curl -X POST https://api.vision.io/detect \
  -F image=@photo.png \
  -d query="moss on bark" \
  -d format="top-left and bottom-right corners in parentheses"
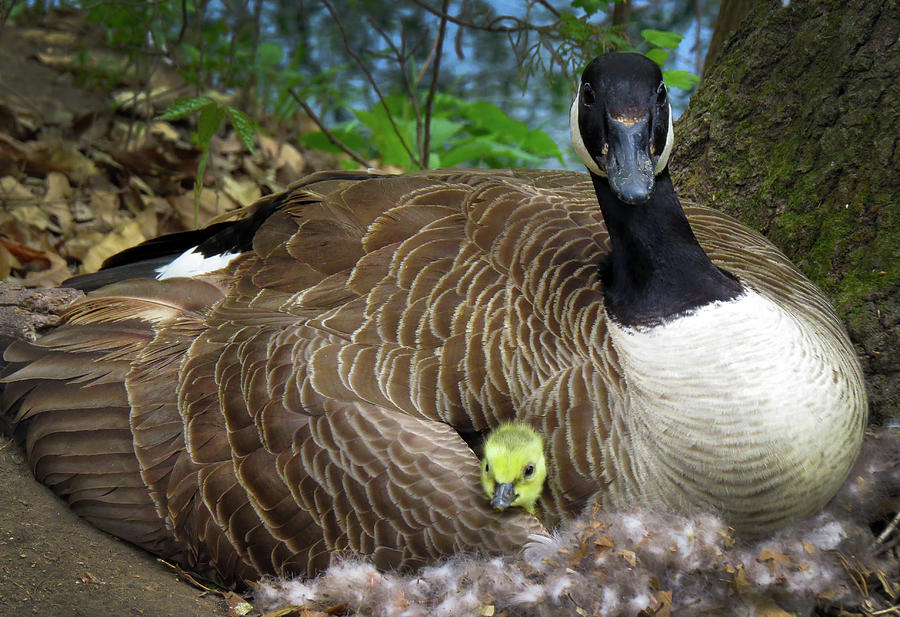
top-left (672, 0), bottom-right (899, 421)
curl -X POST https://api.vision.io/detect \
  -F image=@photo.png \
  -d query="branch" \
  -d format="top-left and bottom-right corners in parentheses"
top-left (532, 0), bottom-right (560, 18)
top-left (321, 0), bottom-right (422, 168)
top-left (288, 89), bottom-right (370, 168)
top-left (407, 0), bottom-right (550, 33)
top-left (367, 19), bottom-right (424, 156)
top-left (421, 0), bottom-right (450, 168)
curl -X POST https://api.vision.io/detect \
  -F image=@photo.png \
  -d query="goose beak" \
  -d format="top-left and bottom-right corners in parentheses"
top-left (490, 483), bottom-right (517, 511)
top-left (603, 114), bottom-right (655, 204)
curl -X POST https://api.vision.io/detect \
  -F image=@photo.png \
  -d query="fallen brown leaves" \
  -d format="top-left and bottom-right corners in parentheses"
top-left (0, 13), bottom-right (327, 290)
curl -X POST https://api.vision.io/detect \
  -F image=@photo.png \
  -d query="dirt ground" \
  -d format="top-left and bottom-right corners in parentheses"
top-left (0, 436), bottom-right (230, 617)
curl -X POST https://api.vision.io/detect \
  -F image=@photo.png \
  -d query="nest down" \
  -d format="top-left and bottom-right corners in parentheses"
top-left (252, 428), bottom-right (900, 617)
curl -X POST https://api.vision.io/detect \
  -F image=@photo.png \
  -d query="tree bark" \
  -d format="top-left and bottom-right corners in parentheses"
top-left (703, 0), bottom-right (756, 75)
top-left (672, 0), bottom-right (899, 421)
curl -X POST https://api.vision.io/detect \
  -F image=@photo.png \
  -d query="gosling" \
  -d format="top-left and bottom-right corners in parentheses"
top-left (480, 423), bottom-right (547, 515)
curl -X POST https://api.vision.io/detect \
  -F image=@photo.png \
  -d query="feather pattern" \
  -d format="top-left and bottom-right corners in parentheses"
top-left (1, 168), bottom-right (866, 587)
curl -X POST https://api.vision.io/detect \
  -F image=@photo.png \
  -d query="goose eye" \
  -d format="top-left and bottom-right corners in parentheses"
top-left (581, 83), bottom-right (595, 107)
top-left (524, 464), bottom-right (535, 478)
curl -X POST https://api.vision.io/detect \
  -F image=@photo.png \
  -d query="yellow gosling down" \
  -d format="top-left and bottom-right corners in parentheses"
top-left (481, 423), bottom-right (547, 515)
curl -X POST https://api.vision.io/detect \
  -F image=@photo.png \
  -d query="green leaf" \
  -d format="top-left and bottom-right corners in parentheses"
top-left (641, 29), bottom-right (684, 50)
top-left (225, 106), bottom-right (256, 154)
top-left (645, 48), bottom-right (669, 67)
top-left (160, 96), bottom-right (216, 120)
top-left (300, 128), bottom-right (367, 155)
top-left (522, 129), bottom-right (563, 163)
top-left (195, 103), bottom-right (225, 148)
top-left (428, 117), bottom-right (465, 147)
top-left (663, 69), bottom-right (701, 90)
top-left (559, 13), bottom-right (592, 42)
top-left (571, 0), bottom-right (608, 17)
top-left (256, 42), bottom-right (283, 68)
top-left (354, 103), bottom-right (414, 168)
top-left (439, 141), bottom-right (505, 168)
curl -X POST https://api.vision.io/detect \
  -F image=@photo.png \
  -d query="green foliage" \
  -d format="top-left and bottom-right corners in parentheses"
top-left (662, 69), bottom-right (701, 90)
top-left (571, 0), bottom-right (612, 18)
top-left (641, 28), bottom-right (684, 49)
top-left (301, 93), bottom-right (562, 170)
top-left (640, 28), bottom-right (699, 92)
top-left (161, 96), bottom-right (258, 226)
top-left (29, 0), bottom-right (707, 172)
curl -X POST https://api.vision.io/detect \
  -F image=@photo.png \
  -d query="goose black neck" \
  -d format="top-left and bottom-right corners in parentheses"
top-left (593, 170), bottom-right (743, 327)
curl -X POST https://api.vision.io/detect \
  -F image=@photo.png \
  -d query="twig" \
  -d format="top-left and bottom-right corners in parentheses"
top-left (288, 89), bottom-right (370, 167)
top-left (174, 0), bottom-right (188, 46)
top-left (408, 0), bottom-right (549, 33)
top-left (873, 510), bottom-right (900, 547)
top-left (367, 19), bottom-right (423, 153)
top-left (421, 0), bottom-right (450, 168)
top-left (533, 0), bottom-right (560, 18)
top-left (321, 0), bottom-right (422, 168)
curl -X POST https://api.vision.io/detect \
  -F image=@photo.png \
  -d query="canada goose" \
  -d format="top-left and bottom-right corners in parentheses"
top-left (481, 422), bottom-right (547, 514)
top-left (1, 52), bottom-right (866, 587)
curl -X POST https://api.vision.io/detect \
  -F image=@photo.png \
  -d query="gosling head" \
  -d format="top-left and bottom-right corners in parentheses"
top-left (570, 52), bottom-right (674, 204)
top-left (480, 422), bottom-right (547, 515)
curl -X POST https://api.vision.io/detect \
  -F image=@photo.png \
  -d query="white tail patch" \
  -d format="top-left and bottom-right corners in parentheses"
top-left (155, 246), bottom-right (240, 280)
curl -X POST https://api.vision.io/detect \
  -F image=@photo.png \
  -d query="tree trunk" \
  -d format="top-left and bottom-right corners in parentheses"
top-left (702, 0), bottom-right (756, 75)
top-left (672, 0), bottom-right (899, 421)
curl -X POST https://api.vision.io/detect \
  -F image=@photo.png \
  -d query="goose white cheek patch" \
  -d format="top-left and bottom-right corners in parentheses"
top-left (570, 89), bottom-right (606, 177)
top-left (655, 103), bottom-right (674, 174)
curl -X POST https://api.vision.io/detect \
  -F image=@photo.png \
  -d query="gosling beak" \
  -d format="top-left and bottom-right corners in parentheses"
top-left (491, 483), bottom-right (517, 511)
top-left (603, 113), bottom-right (654, 204)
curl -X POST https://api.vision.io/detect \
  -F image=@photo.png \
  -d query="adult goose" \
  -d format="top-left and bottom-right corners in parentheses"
top-left (1, 53), bottom-right (866, 587)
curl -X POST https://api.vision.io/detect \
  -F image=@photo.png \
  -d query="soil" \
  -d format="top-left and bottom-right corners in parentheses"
top-left (0, 436), bottom-right (230, 617)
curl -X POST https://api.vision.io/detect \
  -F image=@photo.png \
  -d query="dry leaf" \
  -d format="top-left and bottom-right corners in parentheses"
top-left (758, 550), bottom-right (792, 572)
top-left (222, 174), bottom-right (261, 206)
top-left (19, 250), bottom-right (70, 288)
top-left (42, 172), bottom-right (74, 234)
top-left (44, 171), bottom-right (71, 201)
top-left (81, 217), bottom-right (148, 273)
top-left (168, 188), bottom-right (238, 229)
top-left (149, 120), bottom-right (184, 144)
top-left (224, 591), bottom-right (253, 617)
top-left (0, 243), bottom-right (13, 280)
top-left (653, 590), bottom-right (672, 617)
top-left (0, 175), bottom-right (35, 200)
top-left (11, 205), bottom-right (51, 230)
top-left (275, 142), bottom-right (305, 185)
top-left (60, 231), bottom-right (106, 262)
top-left (732, 564), bottom-right (793, 617)
top-left (619, 549), bottom-right (637, 567)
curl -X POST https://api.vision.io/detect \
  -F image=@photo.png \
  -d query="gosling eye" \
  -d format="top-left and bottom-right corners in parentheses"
top-left (523, 463), bottom-right (535, 479)
top-left (581, 83), bottom-right (595, 107)
top-left (484, 462), bottom-right (490, 474)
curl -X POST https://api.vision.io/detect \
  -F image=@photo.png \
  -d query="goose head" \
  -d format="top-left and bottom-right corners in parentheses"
top-left (570, 52), bottom-right (674, 204)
